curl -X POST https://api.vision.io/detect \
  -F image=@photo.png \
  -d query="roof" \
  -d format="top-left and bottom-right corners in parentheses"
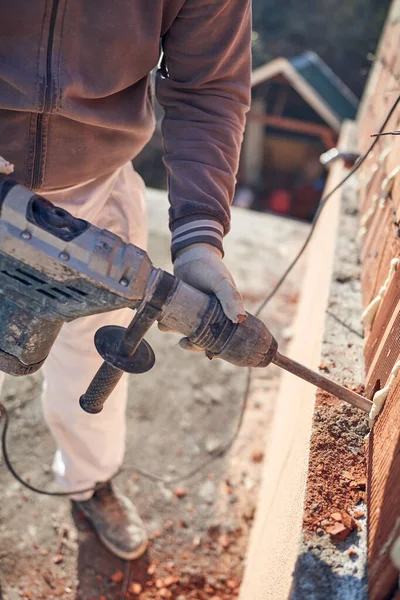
top-left (251, 52), bottom-right (359, 132)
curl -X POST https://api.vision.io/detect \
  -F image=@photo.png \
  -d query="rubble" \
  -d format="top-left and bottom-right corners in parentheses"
top-left (291, 176), bottom-right (368, 600)
top-left (303, 393), bottom-right (367, 535)
top-left (174, 487), bottom-right (187, 498)
top-left (198, 480), bottom-right (216, 504)
top-left (205, 436), bottom-right (223, 454)
top-left (110, 570), bottom-right (124, 584)
top-left (218, 534), bottom-right (231, 549)
top-left (325, 522), bottom-right (352, 542)
top-left (251, 450), bottom-right (264, 463)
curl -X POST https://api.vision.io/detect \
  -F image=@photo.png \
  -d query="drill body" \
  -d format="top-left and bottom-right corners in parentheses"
top-left (0, 180), bottom-right (277, 408)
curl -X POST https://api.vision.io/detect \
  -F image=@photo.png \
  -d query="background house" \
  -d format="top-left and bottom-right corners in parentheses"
top-left (236, 51), bottom-right (359, 220)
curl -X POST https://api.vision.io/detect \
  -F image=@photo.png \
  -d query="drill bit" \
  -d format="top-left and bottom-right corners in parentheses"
top-left (272, 351), bottom-right (372, 413)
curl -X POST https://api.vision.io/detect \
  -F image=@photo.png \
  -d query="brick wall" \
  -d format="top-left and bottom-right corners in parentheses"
top-left (357, 1), bottom-right (400, 597)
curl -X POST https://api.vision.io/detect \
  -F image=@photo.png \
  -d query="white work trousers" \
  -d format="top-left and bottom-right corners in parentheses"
top-left (0, 163), bottom-right (147, 500)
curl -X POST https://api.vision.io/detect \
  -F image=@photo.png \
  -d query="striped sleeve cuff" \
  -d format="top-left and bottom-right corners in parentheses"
top-left (171, 216), bottom-right (224, 261)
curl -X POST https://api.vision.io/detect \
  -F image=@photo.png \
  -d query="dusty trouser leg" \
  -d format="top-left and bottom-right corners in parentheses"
top-left (41, 163), bottom-right (148, 500)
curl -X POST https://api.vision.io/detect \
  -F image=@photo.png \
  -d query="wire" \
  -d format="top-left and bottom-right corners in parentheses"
top-left (0, 367), bottom-right (252, 490)
top-left (1, 94), bottom-right (399, 496)
top-left (0, 402), bottom-right (117, 496)
top-left (371, 130), bottom-right (400, 137)
top-left (325, 309), bottom-right (363, 339)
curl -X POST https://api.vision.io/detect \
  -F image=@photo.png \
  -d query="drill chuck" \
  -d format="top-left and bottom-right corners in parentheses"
top-left (183, 295), bottom-right (278, 368)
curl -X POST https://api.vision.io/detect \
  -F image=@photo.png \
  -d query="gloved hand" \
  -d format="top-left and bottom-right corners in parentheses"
top-left (161, 243), bottom-right (246, 351)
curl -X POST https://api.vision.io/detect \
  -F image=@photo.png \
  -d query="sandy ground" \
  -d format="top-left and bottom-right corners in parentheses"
top-left (0, 191), bottom-right (309, 600)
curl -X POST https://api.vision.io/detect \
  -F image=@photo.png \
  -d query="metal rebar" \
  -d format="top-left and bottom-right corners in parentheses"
top-left (272, 351), bottom-right (372, 413)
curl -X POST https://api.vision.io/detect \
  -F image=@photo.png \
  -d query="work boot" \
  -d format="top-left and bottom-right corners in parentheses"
top-left (73, 482), bottom-right (148, 560)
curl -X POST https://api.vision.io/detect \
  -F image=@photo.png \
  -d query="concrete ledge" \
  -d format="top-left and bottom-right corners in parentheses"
top-left (240, 122), bottom-right (356, 600)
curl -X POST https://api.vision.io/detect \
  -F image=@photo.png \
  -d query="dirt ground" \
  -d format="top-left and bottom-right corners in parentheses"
top-left (303, 390), bottom-right (368, 536)
top-left (0, 192), bottom-right (309, 600)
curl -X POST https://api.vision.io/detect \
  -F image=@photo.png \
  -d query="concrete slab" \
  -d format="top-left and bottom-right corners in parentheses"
top-left (240, 123), bottom-right (357, 600)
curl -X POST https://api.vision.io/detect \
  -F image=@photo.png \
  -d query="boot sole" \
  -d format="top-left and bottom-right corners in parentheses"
top-left (97, 531), bottom-right (148, 561)
top-left (76, 503), bottom-right (148, 561)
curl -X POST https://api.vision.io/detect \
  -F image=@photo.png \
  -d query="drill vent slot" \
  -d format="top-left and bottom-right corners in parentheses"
top-left (36, 289), bottom-right (59, 300)
top-left (15, 268), bottom-right (46, 285)
top-left (15, 268), bottom-right (89, 300)
top-left (1, 268), bottom-right (86, 304)
top-left (1, 269), bottom-right (32, 286)
top-left (50, 287), bottom-right (73, 299)
top-left (0, 253), bottom-right (95, 311)
top-left (66, 285), bottom-right (88, 297)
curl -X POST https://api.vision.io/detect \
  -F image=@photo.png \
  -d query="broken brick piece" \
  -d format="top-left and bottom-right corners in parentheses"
top-left (52, 554), bottom-right (64, 564)
top-left (251, 450), bottom-right (264, 463)
top-left (355, 478), bottom-right (367, 490)
top-left (349, 479), bottom-right (366, 490)
top-left (164, 576), bottom-right (179, 587)
top-left (330, 512), bottom-right (342, 522)
top-left (326, 522), bottom-right (352, 542)
top-left (218, 534), bottom-right (231, 548)
top-left (353, 510), bottom-right (365, 519)
top-left (226, 579), bottom-right (239, 590)
top-left (129, 582), bottom-right (143, 595)
top-left (110, 570), bottom-right (124, 583)
top-left (174, 487), bottom-right (187, 498)
top-left (159, 588), bottom-right (172, 599)
top-left (340, 511), bottom-right (356, 531)
top-left (189, 573), bottom-right (206, 587)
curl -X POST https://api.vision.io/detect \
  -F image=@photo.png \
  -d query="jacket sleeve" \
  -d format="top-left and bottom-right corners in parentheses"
top-left (155, 0), bottom-right (251, 260)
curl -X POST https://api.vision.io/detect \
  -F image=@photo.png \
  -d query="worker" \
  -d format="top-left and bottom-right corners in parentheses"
top-left (0, 1), bottom-right (251, 560)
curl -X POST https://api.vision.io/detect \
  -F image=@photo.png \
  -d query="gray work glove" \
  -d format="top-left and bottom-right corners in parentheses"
top-left (160, 243), bottom-right (246, 351)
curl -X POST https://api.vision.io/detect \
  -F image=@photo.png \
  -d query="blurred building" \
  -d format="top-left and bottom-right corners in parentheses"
top-left (236, 51), bottom-right (358, 220)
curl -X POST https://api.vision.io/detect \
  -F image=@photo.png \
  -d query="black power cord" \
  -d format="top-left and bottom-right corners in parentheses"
top-left (0, 404), bottom-right (118, 496)
top-left (1, 94), bottom-right (399, 495)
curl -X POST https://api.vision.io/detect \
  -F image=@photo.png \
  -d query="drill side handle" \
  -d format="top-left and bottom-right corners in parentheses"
top-left (79, 271), bottom-right (279, 415)
top-left (79, 362), bottom-right (124, 414)
top-left (79, 271), bottom-right (175, 414)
